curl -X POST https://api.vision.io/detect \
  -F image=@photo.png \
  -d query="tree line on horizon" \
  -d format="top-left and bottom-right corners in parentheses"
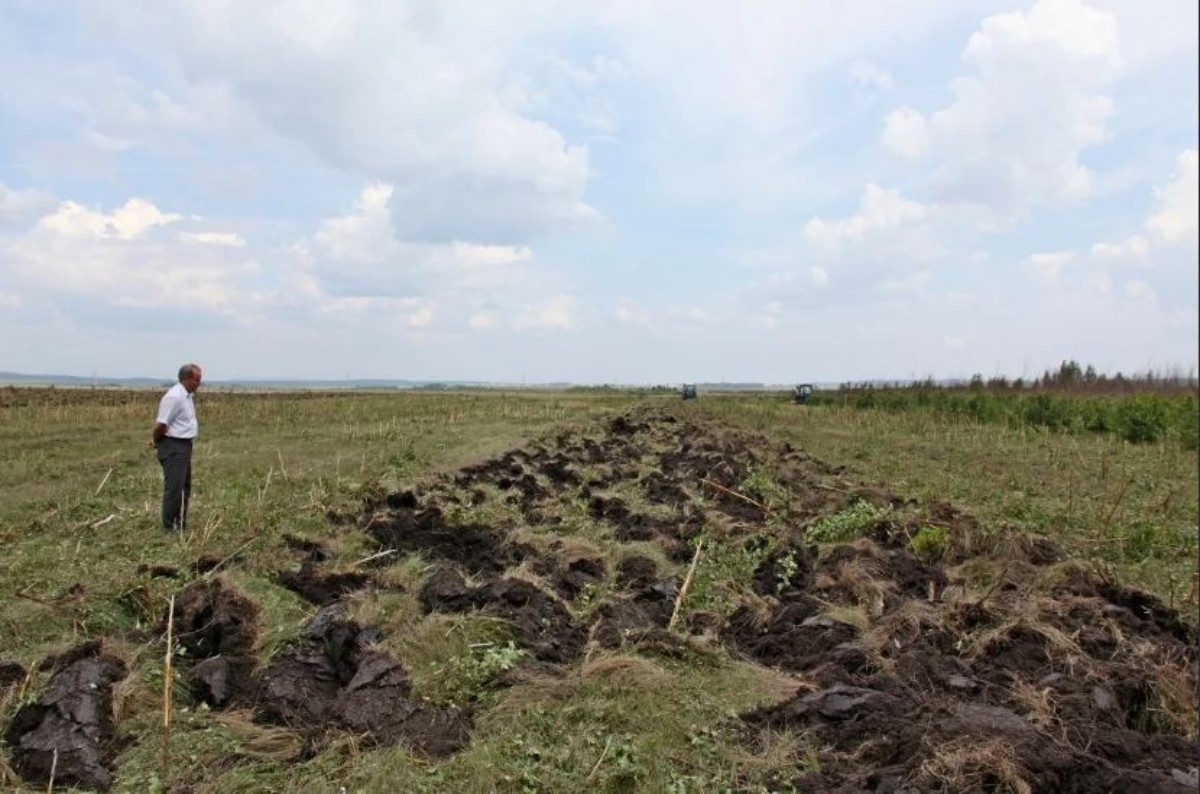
top-left (839, 360), bottom-right (1198, 397)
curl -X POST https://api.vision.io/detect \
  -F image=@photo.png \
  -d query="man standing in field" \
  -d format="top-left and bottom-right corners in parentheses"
top-left (152, 363), bottom-right (202, 531)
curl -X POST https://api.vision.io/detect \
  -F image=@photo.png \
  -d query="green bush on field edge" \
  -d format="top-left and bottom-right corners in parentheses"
top-left (814, 388), bottom-right (1197, 448)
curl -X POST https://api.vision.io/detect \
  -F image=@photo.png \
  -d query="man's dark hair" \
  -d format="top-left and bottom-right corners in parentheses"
top-left (178, 363), bottom-right (200, 381)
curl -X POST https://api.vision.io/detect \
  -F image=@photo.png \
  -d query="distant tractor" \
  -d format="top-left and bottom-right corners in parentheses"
top-left (681, 384), bottom-right (698, 400)
top-left (793, 383), bottom-right (814, 404)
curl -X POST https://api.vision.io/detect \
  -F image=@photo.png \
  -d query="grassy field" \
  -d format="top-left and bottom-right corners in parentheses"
top-left (706, 395), bottom-right (1199, 605)
top-left (1, 387), bottom-right (1196, 792)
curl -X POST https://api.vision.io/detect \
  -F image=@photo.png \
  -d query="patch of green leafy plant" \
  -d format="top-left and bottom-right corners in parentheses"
top-left (807, 500), bottom-right (890, 543)
top-left (1115, 395), bottom-right (1170, 444)
top-left (772, 548), bottom-right (801, 594)
top-left (429, 640), bottom-right (525, 708)
top-left (908, 524), bottom-right (950, 562)
top-left (573, 581), bottom-right (607, 617)
top-left (687, 533), bottom-right (782, 617)
top-left (739, 465), bottom-right (791, 516)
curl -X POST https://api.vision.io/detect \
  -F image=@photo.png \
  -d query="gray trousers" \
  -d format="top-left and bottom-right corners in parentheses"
top-left (157, 437), bottom-right (193, 530)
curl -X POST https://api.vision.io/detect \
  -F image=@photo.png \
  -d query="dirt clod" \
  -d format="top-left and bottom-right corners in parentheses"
top-left (4, 645), bottom-right (127, 791)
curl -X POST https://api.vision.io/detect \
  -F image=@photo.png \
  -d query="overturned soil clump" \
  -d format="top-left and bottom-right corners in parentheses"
top-left (4, 642), bottom-right (128, 791)
top-left (254, 603), bottom-right (470, 757)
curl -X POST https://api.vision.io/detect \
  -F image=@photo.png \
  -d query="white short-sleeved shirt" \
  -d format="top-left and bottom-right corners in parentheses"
top-left (156, 382), bottom-right (198, 439)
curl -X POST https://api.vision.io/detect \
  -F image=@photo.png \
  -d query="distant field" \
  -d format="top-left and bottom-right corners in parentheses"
top-left (1, 387), bottom-right (1195, 792)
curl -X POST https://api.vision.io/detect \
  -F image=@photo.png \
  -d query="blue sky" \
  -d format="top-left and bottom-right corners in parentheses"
top-left (0, 0), bottom-right (1196, 384)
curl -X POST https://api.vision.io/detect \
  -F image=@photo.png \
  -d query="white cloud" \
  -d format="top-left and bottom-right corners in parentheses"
top-left (99, 2), bottom-right (600, 244)
top-left (883, 0), bottom-right (1121, 215)
top-left (39, 198), bottom-right (182, 240)
top-left (1088, 271), bottom-right (1114, 294)
top-left (876, 269), bottom-right (932, 294)
top-left (850, 60), bottom-right (895, 91)
top-left (313, 183), bottom-right (398, 266)
top-left (804, 183), bottom-right (928, 248)
top-left (303, 183), bottom-right (536, 300)
top-left (1090, 235), bottom-right (1149, 262)
top-left (668, 306), bottom-right (711, 324)
top-left (1146, 149), bottom-right (1199, 245)
top-left (881, 106), bottom-right (930, 158)
top-left (542, 54), bottom-right (628, 139)
top-left (5, 197), bottom-right (254, 314)
top-left (0, 184), bottom-right (55, 224)
top-left (515, 295), bottom-right (575, 331)
top-left (409, 304), bottom-right (435, 328)
top-left (810, 266), bottom-right (829, 289)
top-left (468, 311), bottom-right (498, 330)
top-left (1028, 250), bottom-right (1077, 284)
top-left (1123, 279), bottom-right (1154, 300)
top-left (614, 299), bottom-right (651, 327)
top-left (180, 231), bottom-right (246, 247)
top-left (1090, 149), bottom-right (1199, 263)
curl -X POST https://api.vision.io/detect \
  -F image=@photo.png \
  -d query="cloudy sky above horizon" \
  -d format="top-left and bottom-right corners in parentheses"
top-left (1, 0), bottom-right (1196, 384)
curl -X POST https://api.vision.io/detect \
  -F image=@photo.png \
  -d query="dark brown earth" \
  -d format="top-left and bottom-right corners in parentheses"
top-left (4, 403), bottom-right (1197, 791)
top-left (4, 642), bottom-right (128, 791)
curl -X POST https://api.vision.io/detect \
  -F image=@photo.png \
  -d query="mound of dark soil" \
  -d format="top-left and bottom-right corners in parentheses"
top-left (276, 561), bottom-right (371, 605)
top-left (4, 643), bottom-right (128, 791)
top-left (420, 566), bottom-right (585, 663)
top-left (254, 603), bottom-right (469, 757)
top-left (736, 551), bottom-right (1199, 792)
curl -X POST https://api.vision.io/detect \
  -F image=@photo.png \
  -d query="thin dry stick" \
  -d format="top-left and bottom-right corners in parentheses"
top-left (668, 540), bottom-right (704, 632)
top-left (353, 549), bottom-right (397, 567)
top-left (1099, 475), bottom-right (1134, 533)
top-left (201, 536), bottom-right (261, 579)
top-left (162, 595), bottom-right (175, 779)
top-left (587, 735), bottom-right (613, 780)
top-left (94, 467), bottom-right (113, 496)
top-left (47, 747), bottom-right (57, 793)
top-left (276, 449), bottom-right (288, 479)
top-left (258, 467), bottom-right (273, 507)
top-left (972, 563), bottom-right (1011, 611)
top-left (699, 478), bottom-right (771, 515)
top-left (199, 514), bottom-right (224, 546)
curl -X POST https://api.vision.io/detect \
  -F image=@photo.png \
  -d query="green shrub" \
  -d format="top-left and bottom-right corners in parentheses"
top-left (1171, 396), bottom-right (1198, 450)
top-left (1021, 393), bottom-right (1074, 432)
top-left (435, 641), bottom-right (525, 707)
top-left (908, 525), bottom-right (950, 562)
top-left (807, 500), bottom-right (889, 543)
top-left (740, 465), bottom-right (791, 515)
top-left (1115, 395), bottom-right (1169, 443)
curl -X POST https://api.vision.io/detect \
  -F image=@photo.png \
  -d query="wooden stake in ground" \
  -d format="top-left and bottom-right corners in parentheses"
top-left (699, 478), bottom-right (772, 516)
top-left (162, 595), bottom-right (175, 778)
top-left (668, 539), bottom-right (704, 632)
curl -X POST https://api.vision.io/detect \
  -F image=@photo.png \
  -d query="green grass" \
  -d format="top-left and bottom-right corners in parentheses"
top-left (705, 394), bottom-right (1199, 605)
top-left (1, 386), bottom-right (1196, 792)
